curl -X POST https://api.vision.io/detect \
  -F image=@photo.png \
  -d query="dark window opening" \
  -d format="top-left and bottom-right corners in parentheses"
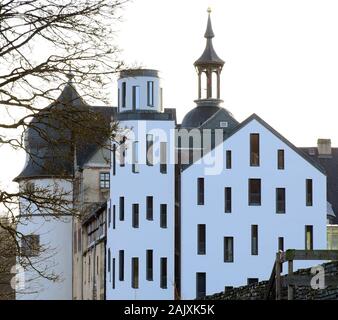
top-left (247, 278), bottom-right (259, 285)
top-left (251, 225), bottom-right (258, 255)
top-left (146, 250), bottom-right (153, 281)
top-left (197, 224), bottom-right (206, 255)
top-left (249, 179), bottom-right (261, 206)
top-left (196, 273), bottom-right (206, 299)
top-left (121, 82), bottom-right (126, 108)
top-left (276, 188), bottom-right (286, 213)
top-left (224, 187), bottom-right (232, 213)
top-left (197, 178), bottom-right (204, 205)
top-left (132, 85), bottom-right (140, 110)
top-left (146, 196), bottom-right (153, 220)
top-left (305, 225), bottom-right (313, 250)
top-left (113, 205), bottom-right (116, 229)
top-left (147, 81), bottom-right (154, 106)
top-left (132, 204), bottom-right (139, 228)
top-left (112, 258), bottom-right (115, 289)
top-left (278, 149), bottom-right (284, 170)
top-left (306, 179), bottom-right (313, 206)
top-left (146, 134), bottom-right (154, 166)
top-left (160, 204), bottom-right (167, 228)
top-left (160, 257), bottom-right (167, 289)
top-left (131, 257), bottom-right (139, 289)
top-left (119, 197), bottom-right (124, 221)
top-left (160, 142), bottom-right (167, 174)
top-left (226, 150), bottom-right (232, 169)
top-left (119, 250), bottom-right (124, 281)
top-left (224, 237), bottom-right (234, 262)
top-left (250, 133), bottom-right (260, 166)
top-left (112, 144), bottom-right (116, 175)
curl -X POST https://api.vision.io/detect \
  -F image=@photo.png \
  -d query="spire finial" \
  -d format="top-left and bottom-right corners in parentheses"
top-left (204, 8), bottom-right (214, 38)
top-left (207, 7), bottom-right (212, 14)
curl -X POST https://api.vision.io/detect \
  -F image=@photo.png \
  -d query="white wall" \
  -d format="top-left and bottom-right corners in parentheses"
top-left (106, 119), bottom-right (176, 300)
top-left (180, 118), bottom-right (327, 299)
top-left (16, 178), bottom-right (73, 300)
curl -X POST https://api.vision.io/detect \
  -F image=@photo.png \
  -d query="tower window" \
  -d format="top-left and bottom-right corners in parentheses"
top-left (160, 257), bottom-right (167, 289)
top-left (99, 172), bottom-right (110, 189)
top-left (305, 225), bottom-right (313, 250)
top-left (197, 224), bottom-right (206, 255)
top-left (146, 250), bottom-right (153, 281)
top-left (278, 237), bottom-right (284, 251)
top-left (121, 82), bottom-right (126, 108)
top-left (248, 179), bottom-right (261, 206)
top-left (131, 257), bottom-right (139, 289)
top-left (146, 134), bottom-right (154, 166)
top-left (160, 142), bottom-right (167, 174)
top-left (251, 225), bottom-right (258, 255)
top-left (147, 81), bottom-right (154, 106)
top-left (224, 187), bottom-right (232, 213)
top-left (108, 248), bottom-right (111, 273)
top-left (250, 134), bottom-right (260, 166)
top-left (278, 149), bottom-right (285, 170)
top-left (160, 204), bottom-right (167, 228)
top-left (119, 250), bottom-right (124, 281)
top-left (132, 141), bottom-right (139, 173)
top-left (146, 196), bottom-right (153, 220)
top-left (224, 237), bottom-right (234, 262)
top-left (276, 188), bottom-right (286, 213)
top-left (226, 150), bottom-right (232, 169)
top-left (113, 205), bottom-right (116, 229)
top-left (197, 177), bottom-right (204, 205)
top-left (132, 85), bottom-right (140, 110)
top-left (119, 197), bottom-right (124, 221)
top-left (196, 273), bottom-right (206, 299)
top-left (132, 204), bottom-right (139, 228)
top-left (306, 179), bottom-right (313, 206)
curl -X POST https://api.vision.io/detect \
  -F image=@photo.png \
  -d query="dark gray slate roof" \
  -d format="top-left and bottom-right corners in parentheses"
top-left (14, 81), bottom-right (116, 182)
top-left (300, 147), bottom-right (338, 224)
top-left (117, 108), bottom-right (176, 122)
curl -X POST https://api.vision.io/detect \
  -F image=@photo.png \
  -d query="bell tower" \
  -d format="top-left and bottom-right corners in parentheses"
top-left (194, 8), bottom-right (225, 105)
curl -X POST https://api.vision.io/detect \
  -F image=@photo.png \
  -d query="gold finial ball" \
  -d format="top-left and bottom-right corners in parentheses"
top-left (207, 7), bottom-right (212, 14)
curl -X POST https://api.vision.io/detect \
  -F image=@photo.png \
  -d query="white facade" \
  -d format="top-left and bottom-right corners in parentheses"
top-left (106, 71), bottom-right (176, 300)
top-left (16, 178), bottom-right (73, 300)
top-left (180, 117), bottom-right (327, 299)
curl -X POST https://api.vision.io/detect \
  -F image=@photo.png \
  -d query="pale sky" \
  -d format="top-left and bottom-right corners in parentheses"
top-left (1, 0), bottom-right (338, 194)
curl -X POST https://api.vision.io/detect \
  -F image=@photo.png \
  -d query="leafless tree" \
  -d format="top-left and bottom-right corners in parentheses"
top-left (0, 0), bottom-right (128, 294)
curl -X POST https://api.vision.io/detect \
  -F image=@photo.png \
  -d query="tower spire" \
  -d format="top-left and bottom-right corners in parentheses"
top-left (194, 9), bottom-right (224, 103)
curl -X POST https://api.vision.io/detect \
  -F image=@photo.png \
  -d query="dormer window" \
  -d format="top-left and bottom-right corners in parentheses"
top-left (147, 81), bottom-right (154, 106)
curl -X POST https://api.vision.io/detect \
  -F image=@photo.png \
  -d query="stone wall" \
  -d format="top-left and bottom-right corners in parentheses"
top-left (203, 261), bottom-right (338, 300)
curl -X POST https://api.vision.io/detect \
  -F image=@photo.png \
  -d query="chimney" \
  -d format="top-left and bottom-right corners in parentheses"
top-left (317, 139), bottom-right (332, 157)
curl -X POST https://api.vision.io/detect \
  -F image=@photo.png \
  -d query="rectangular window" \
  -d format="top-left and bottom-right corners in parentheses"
top-left (119, 250), bottom-right (124, 281)
top-left (276, 188), bottom-right (286, 213)
top-left (224, 187), bottom-right (232, 213)
top-left (197, 177), bottom-right (204, 205)
top-left (248, 179), bottom-right (261, 205)
top-left (132, 204), bottom-right (139, 228)
top-left (250, 133), bottom-right (260, 166)
top-left (21, 234), bottom-right (40, 257)
top-left (146, 134), bottom-right (154, 166)
top-left (118, 88), bottom-right (120, 108)
top-left (305, 225), bottom-right (313, 250)
top-left (160, 204), bottom-right (167, 228)
top-left (121, 82), bottom-right (126, 108)
top-left (146, 196), bottom-right (153, 220)
top-left (146, 250), bottom-right (153, 281)
top-left (160, 257), bottom-right (167, 289)
top-left (112, 144), bottom-right (116, 175)
top-left (196, 273), bottom-right (206, 299)
top-left (160, 87), bottom-right (163, 110)
top-left (131, 257), bottom-right (139, 289)
top-left (160, 142), bottom-right (167, 174)
top-left (108, 206), bottom-right (111, 227)
top-left (113, 205), bottom-right (116, 229)
top-left (278, 237), bottom-right (284, 251)
top-left (112, 258), bottom-right (115, 289)
top-left (132, 141), bottom-right (139, 173)
top-left (251, 225), bottom-right (258, 255)
top-left (226, 150), bottom-right (232, 169)
top-left (132, 85), bottom-right (140, 110)
top-left (99, 172), bottom-right (110, 189)
top-left (119, 197), bottom-right (124, 221)
top-left (108, 249), bottom-right (111, 273)
top-left (197, 224), bottom-right (206, 255)
top-left (278, 149), bottom-right (284, 170)
top-left (147, 81), bottom-right (154, 106)
top-left (224, 237), bottom-right (234, 262)
top-left (306, 179), bottom-right (313, 206)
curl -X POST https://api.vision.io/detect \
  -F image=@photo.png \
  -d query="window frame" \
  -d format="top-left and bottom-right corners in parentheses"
top-left (276, 188), bottom-right (286, 214)
top-left (250, 133), bottom-right (260, 167)
top-left (248, 179), bottom-right (261, 206)
top-left (224, 236), bottom-right (234, 263)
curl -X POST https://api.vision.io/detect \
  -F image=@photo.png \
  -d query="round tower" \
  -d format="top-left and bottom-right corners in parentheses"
top-left (13, 77), bottom-right (85, 299)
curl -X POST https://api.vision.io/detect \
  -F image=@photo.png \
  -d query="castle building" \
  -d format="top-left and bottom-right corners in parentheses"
top-left (15, 11), bottom-right (330, 300)
top-left (105, 11), bottom-right (327, 300)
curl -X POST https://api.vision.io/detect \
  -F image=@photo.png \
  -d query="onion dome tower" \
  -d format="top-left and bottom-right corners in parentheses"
top-left (181, 9), bottom-right (238, 131)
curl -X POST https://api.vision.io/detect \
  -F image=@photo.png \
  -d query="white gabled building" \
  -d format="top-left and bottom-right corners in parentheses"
top-left (106, 10), bottom-right (327, 300)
